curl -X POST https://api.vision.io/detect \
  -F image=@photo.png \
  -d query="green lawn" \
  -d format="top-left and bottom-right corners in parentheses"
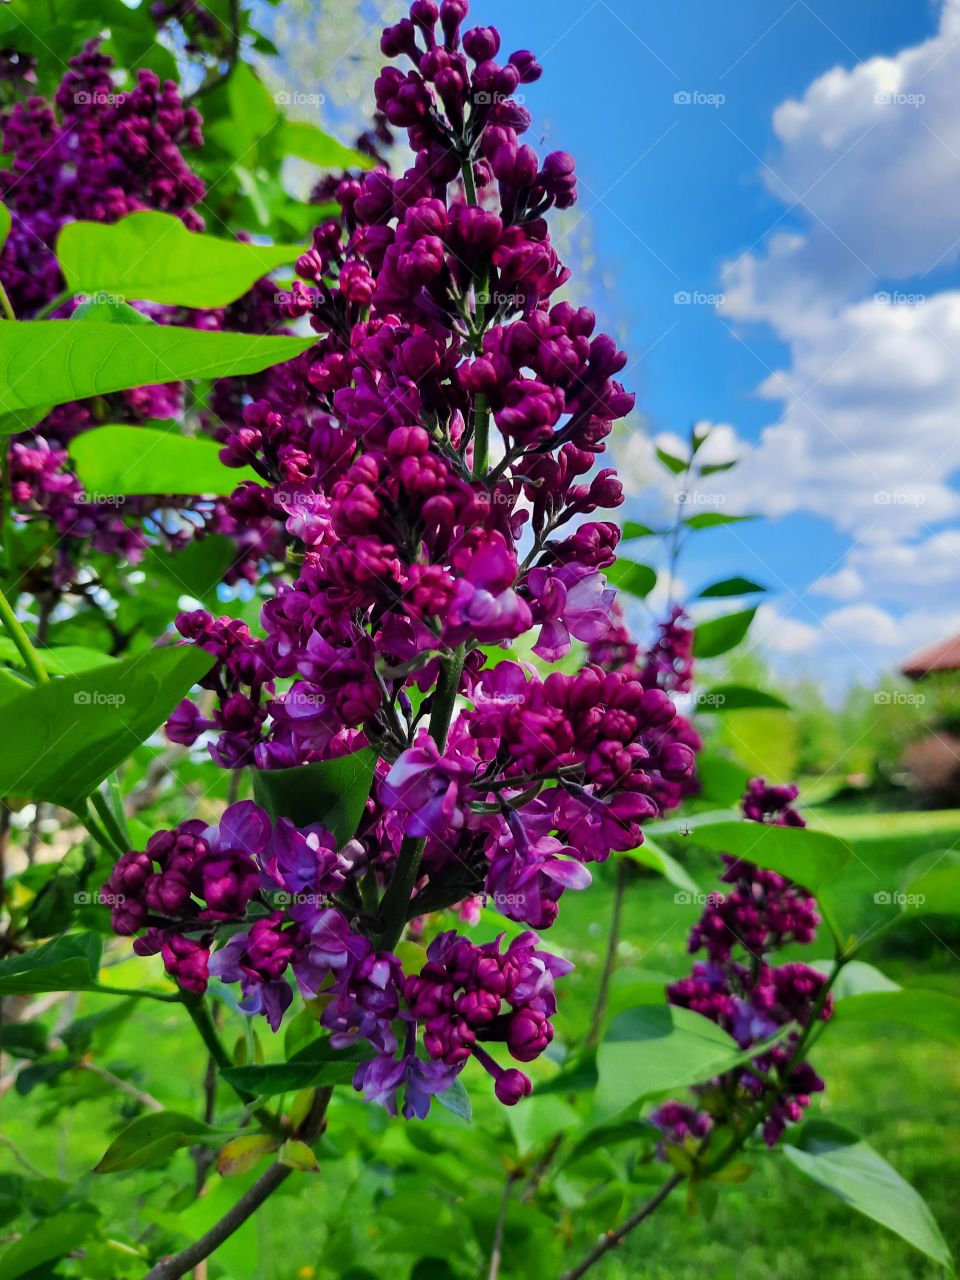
top-left (2, 804), bottom-right (958, 1278)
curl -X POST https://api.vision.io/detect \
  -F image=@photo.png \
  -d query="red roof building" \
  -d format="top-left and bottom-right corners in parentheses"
top-left (901, 632), bottom-right (960, 680)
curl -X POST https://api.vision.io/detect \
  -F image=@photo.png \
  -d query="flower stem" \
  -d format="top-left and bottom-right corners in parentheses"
top-left (181, 993), bottom-right (282, 1137)
top-left (0, 587), bottom-right (49, 685)
top-left (32, 289), bottom-right (71, 320)
top-left (376, 643), bottom-right (467, 949)
top-left (0, 283), bottom-right (16, 323)
top-left (586, 858), bottom-right (628, 1049)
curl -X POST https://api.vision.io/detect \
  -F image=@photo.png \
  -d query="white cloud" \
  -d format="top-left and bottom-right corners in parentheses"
top-left (753, 603), bottom-right (821, 654)
top-left (813, 528), bottom-right (960, 605)
top-left (614, 3), bottom-right (960, 685)
top-left (704, 3), bottom-right (960, 568)
top-left (713, 292), bottom-right (960, 539)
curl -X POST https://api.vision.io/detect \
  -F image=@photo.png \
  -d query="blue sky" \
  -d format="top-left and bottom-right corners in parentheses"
top-left (274, 0), bottom-right (960, 688)
top-left (471, 0), bottom-right (960, 687)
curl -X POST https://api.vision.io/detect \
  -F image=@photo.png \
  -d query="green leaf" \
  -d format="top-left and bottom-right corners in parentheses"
top-left (693, 608), bottom-right (757, 658)
top-left (252, 748), bottom-right (378, 845)
top-left (145, 535), bottom-right (241, 603)
top-left (902, 862), bottom-right (960, 915)
top-left (435, 1075), bottom-right (472, 1123)
top-left (697, 576), bottom-right (767, 598)
top-left (620, 521), bottom-right (659, 540)
top-left (621, 835), bottom-right (700, 895)
top-left (281, 120), bottom-right (375, 171)
top-left (221, 1037), bottom-right (374, 1096)
top-left (685, 513), bottom-right (755, 530)
top-left (698, 460), bottom-right (739, 476)
top-left (206, 63), bottom-right (280, 162)
top-left (834, 988), bottom-right (960, 1043)
top-left (217, 1134), bottom-right (279, 1177)
top-left (695, 754), bottom-right (751, 805)
top-left (0, 637), bottom-right (115, 676)
top-left (820, 960), bottom-right (900, 997)
top-left (605, 558), bottom-right (657, 599)
top-left (0, 1211), bottom-right (99, 1280)
top-left (656, 446), bottom-right (688, 475)
top-left (95, 1111), bottom-right (222, 1173)
top-left (0, 321), bottom-right (314, 425)
top-left (0, 646), bottom-right (214, 809)
top-left (72, 297), bottom-right (156, 325)
top-left (58, 211), bottom-right (307, 309)
top-left (594, 1005), bottom-right (788, 1120)
top-left (69, 425), bottom-right (259, 497)
top-left (685, 819), bottom-right (851, 892)
top-left (0, 203), bottom-right (10, 255)
top-left (783, 1121), bottom-right (953, 1270)
top-left (0, 932), bottom-right (102, 995)
top-left (695, 684), bottom-right (790, 713)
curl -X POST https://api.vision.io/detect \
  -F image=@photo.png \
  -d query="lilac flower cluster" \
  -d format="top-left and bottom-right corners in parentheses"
top-left (652, 780), bottom-right (832, 1151)
top-left (105, 800), bottom-right (569, 1115)
top-left (0, 44), bottom-right (293, 589)
top-left (0, 40), bottom-right (204, 316)
top-left (114, 0), bottom-right (708, 1117)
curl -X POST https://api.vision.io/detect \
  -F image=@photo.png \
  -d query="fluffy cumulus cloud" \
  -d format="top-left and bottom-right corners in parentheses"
top-left (686, 0), bottom-right (960, 676)
top-left (712, 293), bottom-right (960, 539)
top-left (813, 529), bottom-right (960, 605)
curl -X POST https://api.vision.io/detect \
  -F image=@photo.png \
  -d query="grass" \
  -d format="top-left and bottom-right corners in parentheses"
top-left (1, 802), bottom-right (958, 1278)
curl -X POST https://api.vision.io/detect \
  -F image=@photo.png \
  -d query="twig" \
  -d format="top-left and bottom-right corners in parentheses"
top-left (558, 1173), bottom-right (683, 1280)
top-left (78, 1060), bottom-right (164, 1113)
top-left (487, 1171), bottom-right (518, 1280)
top-left (142, 1088), bottom-right (332, 1280)
top-left (0, 1134), bottom-right (44, 1178)
top-left (184, 0), bottom-right (242, 106)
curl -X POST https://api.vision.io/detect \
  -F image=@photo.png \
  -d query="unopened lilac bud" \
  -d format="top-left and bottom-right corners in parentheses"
top-left (495, 1068), bottom-right (532, 1105)
top-left (463, 26), bottom-right (500, 62)
top-left (509, 50), bottom-right (542, 83)
top-left (659, 742), bottom-right (696, 779)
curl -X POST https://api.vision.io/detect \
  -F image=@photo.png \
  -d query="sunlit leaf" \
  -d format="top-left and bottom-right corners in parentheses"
top-left (252, 748), bottom-right (378, 844)
top-left (0, 320), bottom-right (314, 425)
top-left (69, 425), bottom-right (259, 497)
top-left (58, 210), bottom-right (306, 308)
top-left (783, 1121), bottom-right (953, 1270)
top-left (693, 608), bottom-right (757, 658)
top-left (605, 558), bottom-right (657, 599)
top-left (0, 646), bottom-right (214, 808)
